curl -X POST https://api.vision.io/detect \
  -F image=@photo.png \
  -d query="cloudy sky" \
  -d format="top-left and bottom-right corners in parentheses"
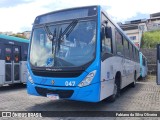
top-left (0, 0), bottom-right (160, 33)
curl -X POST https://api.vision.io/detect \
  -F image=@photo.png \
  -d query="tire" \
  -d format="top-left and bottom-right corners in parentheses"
top-left (108, 76), bottom-right (120, 102)
top-left (131, 72), bottom-right (136, 87)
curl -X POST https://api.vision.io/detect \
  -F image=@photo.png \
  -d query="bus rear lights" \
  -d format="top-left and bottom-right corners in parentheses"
top-left (78, 70), bottom-right (96, 87)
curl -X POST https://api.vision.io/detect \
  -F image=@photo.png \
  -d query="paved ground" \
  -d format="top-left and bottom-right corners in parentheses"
top-left (0, 75), bottom-right (160, 120)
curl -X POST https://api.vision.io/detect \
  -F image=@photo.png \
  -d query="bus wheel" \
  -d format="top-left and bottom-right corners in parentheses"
top-left (131, 72), bottom-right (136, 87)
top-left (108, 76), bottom-right (120, 102)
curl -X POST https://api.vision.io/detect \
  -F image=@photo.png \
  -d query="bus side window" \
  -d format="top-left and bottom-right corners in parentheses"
top-left (24, 45), bottom-right (28, 61)
top-left (0, 44), bottom-right (1, 59)
top-left (135, 49), bottom-right (138, 62)
top-left (22, 44), bottom-right (28, 61)
top-left (134, 48), bottom-right (137, 61)
top-left (137, 50), bottom-right (140, 62)
top-left (115, 30), bottom-right (123, 56)
top-left (101, 26), bottom-right (112, 54)
top-left (129, 43), bottom-right (133, 60)
top-left (143, 57), bottom-right (146, 66)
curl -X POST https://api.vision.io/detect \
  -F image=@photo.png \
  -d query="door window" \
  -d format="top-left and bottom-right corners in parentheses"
top-left (5, 47), bottom-right (12, 63)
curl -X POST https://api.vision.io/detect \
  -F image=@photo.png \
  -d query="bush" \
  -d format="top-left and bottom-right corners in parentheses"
top-left (141, 30), bottom-right (160, 48)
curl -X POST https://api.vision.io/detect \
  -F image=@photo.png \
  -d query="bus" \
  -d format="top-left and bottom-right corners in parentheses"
top-left (157, 44), bottom-right (160, 85)
top-left (0, 34), bottom-right (29, 86)
top-left (27, 5), bottom-right (140, 102)
top-left (139, 52), bottom-right (148, 79)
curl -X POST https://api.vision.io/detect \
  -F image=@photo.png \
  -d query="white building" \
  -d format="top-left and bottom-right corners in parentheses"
top-left (119, 19), bottom-right (147, 48)
top-left (22, 31), bottom-right (31, 39)
top-left (147, 12), bottom-right (160, 31)
top-left (119, 12), bottom-right (160, 48)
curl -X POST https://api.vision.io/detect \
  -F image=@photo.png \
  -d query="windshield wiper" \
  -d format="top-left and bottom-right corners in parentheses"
top-left (57, 19), bottom-right (78, 51)
top-left (58, 19), bottom-right (78, 40)
top-left (44, 24), bottom-right (56, 54)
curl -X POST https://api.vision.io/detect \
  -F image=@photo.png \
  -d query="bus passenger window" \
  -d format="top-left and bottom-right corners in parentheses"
top-left (0, 47), bottom-right (1, 59)
top-left (101, 26), bottom-right (112, 54)
top-left (124, 38), bottom-right (130, 58)
top-left (115, 31), bottom-right (123, 56)
top-left (143, 57), bottom-right (146, 66)
top-left (129, 44), bottom-right (133, 59)
top-left (134, 48), bottom-right (137, 61)
top-left (24, 50), bottom-right (28, 60)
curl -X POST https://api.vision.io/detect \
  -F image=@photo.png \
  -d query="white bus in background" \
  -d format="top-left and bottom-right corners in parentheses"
top-left (0, 34), bottom-right (29, 86)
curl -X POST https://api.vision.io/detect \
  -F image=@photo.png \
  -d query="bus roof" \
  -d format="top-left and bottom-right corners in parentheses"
top-left (0, 34), bottom-right (29, 43)
top-left (34, 5), bottom-right (98, 24)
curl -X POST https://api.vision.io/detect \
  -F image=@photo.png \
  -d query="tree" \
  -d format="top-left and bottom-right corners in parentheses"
top-left (11, 34), bottom-right (27, 39)
top-left (141, 30), bottom-right (160, 48)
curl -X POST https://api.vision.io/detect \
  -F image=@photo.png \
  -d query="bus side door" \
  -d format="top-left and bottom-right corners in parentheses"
top-left (4, 44), bottom-right (21, 83)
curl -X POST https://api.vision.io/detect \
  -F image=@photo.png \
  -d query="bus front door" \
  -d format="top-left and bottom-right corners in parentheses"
top-left (157, 44), bottom-right (160, 85)
top-left (5, 45), bottom-right (21, 84)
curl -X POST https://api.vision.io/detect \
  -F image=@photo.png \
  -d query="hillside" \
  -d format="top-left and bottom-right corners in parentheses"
top-left (141, 30), bottom-right (160, 48)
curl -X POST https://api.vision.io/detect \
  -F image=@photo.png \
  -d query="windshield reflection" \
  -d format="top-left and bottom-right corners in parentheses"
top-left (30, 20), bottom-right (96, 68)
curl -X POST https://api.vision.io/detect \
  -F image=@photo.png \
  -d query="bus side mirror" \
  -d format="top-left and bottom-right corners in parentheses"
top-left (157, 44), bottom-right (160, 85)
top-left (100, 27), bottom-right (105, 52)
top-left (101, 27), bottom-right (105, 39)
top-left (105, 26), bottom-right (112, 39)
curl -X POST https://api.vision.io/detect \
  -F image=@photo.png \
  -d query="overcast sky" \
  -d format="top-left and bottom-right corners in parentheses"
top-left (0, 0), bottom-right (160, 33)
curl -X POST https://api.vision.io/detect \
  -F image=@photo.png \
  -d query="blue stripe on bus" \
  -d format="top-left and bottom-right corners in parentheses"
top-left (97, 5), bottom-right (101, 101)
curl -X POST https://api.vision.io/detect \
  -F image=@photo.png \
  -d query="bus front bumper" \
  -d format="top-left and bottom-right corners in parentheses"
top-left (27, 81), bottom-right (100, 102)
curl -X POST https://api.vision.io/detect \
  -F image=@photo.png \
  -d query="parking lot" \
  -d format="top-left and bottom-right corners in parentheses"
top-left (0, 75), bottom-right (160, 120)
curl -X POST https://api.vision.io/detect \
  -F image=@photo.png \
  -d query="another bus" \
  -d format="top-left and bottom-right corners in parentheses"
top-left (27, 5), bottom-right (140, 102)
top-left (0, 34), bottom-right (29, 86)
top-left (157, 44), bottom-right (160, 85)
top-left (139, 52), bottom-right (148, 79)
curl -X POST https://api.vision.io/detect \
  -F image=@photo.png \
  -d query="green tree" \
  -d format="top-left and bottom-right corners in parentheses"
top-left (141, 30), bottom-right (160, 48)
top-left (11, 34), bottom-right (27, 39)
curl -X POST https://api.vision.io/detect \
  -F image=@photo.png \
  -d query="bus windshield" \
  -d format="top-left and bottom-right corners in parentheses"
top-left (30, 20), bottom-right (96, 68)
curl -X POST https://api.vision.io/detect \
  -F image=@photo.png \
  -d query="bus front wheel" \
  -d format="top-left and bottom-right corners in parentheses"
top-left (108, 74), bottom-right (121, 102)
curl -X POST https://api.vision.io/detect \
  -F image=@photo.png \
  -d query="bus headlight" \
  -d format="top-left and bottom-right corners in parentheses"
top-left (27, 69), bottom-right (34, 84)
top-left (78, 70), bottom-right (96, 87)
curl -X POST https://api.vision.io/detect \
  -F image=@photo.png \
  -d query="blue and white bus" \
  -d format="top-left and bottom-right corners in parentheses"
top-left (0, 34), bottom-right (29, 86)
top-left (27, 5), bottom-right (140, 102)
top-left (139, 52), bottom-right (148, 79)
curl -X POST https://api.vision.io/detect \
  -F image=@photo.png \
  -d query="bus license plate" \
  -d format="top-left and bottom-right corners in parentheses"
top-left (47, 94), bottom-right (59, 100)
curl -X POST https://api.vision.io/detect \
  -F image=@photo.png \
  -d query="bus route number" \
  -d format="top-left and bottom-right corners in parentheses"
top-left (65, 81), bottom-right (75, 86)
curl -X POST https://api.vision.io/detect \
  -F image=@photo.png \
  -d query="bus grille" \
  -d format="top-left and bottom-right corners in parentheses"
top-left (35, 87), bottom-right (74, 98)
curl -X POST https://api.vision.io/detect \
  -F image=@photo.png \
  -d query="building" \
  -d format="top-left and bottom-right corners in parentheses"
top-left (0, 31), bottom-right (13, 36)
top-left (119, 19), bottom-right (147, 48)
top-left (16, 31), bottom-right (31, 39)
top-left (147, 12), bottom-right (160, 31)
top-left (22, 31), bottom-right (31, 39)
top-left (119, 12), bottom-right (160, 48)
